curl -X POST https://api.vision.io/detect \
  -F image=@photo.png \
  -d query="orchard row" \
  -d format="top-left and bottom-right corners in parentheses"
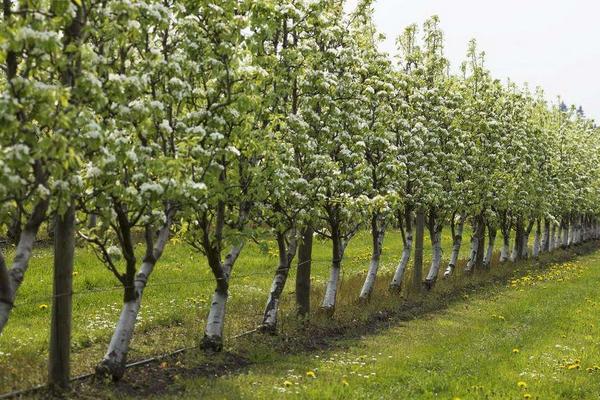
top-left (1, 0), bottom-right (598, 388)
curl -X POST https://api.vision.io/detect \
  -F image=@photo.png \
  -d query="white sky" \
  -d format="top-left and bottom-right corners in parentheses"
top-left (345, 0), bottom-right (600, 122)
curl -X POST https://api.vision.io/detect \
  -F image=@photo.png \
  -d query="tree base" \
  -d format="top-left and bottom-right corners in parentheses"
top-left (95, 358), bottom-right (126, 382)
top-left (201, 334), bottom-right (223, 352)
top-left (388, 284), bottom-right (402, 293)
top-left (319, 305), bottom-right (335, 318)
top-left (422, 278), bottom-right (436, 291)
top-left (258, 323), bottom-right (277, 335)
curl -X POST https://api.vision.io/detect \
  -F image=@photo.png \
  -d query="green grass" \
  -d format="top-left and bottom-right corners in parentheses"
top-left (147, 250), bottom-right (600, 400)
top-left (0, 226), bottom-right (535, 393)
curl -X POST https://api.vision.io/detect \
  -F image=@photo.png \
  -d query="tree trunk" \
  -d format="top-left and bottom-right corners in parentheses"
top-left (465, 216), bottom-right (482, 273)
top-left (0, 253), bottom-right (9, 319)
top-left (444, 213), bottom-right (465, 278)
top-left (520, 220), bottom-right (534, 259)
top-left (542, 218), bottom-right (551, 253)
top-left (412, 209), bottom-right (425, 291)
top-left (359, 214), bottom-right (385, 301)
top-left (482, 225), bottom-right (496, 269)
top-left (96, 212), bottom-right (174, 379)
top-left (0, 199), bottom-right (48, 334)
top-left (499, 223), bottom-right (511, 263)
top-left (532, 219), bottom-right (541, 258)
top-left (561, 218), bottom-right (569, 248)
top-left (475, 216), bottom-right (485, 269)
top-left (512, 218), bottom-right (524, 262)
top-left (201, 242), bottom-right (244, 352)
top-left (7, 208), bottom-right (22, 246)
top-left (424, 211), bottom-right (442, 288)
top-left (390, 207), bottom-right (412, 291)
top-left (321, 229), bottom-right (347, 314)
top-left (261, 231), bottom-right (298, 332)
top-left (49, 206), bottom-right (75, 390)
top-left (295, 226), bottom-right (313, 318)
top-left (567, 216), bottom-right (574, 246)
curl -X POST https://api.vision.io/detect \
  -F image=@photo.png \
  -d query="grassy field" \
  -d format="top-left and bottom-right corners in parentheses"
top-left (0, 226), bottom-right (574, 396)
top-left (133, 248), bottom-right (600, 400)
top-left (1, 227), bottom-right (476, 392)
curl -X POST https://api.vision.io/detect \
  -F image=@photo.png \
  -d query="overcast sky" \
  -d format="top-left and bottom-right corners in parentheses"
top-left (345, 0), bottom-right (600, 122)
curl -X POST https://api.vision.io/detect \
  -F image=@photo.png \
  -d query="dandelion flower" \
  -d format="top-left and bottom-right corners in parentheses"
top-left (517, 381), bottom-right (527, 389)
top-left (38, 304), bottom-right (48, 310)
top-left (306, 371), bottom-right (316, 378)
top-left (523, 394), bottom-right (532, 399)
top-left (512, 348), bottom-right (520, 354)
top-left (284, 381), bottom-right (293, 387)
top-left (342, 379), bottom-right (349, 386)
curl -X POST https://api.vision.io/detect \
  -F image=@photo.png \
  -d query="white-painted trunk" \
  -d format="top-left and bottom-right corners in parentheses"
top-left (541, 220), bottom-right (550, 253)
top-left (444, 215), bottom-right (465, 278)
top-left (510, 244), bottom-right (517, 262)
top-left (0, 227), bottom-right (40, 334)
top-left (464, 229), bottom-right (479, 273)
top-left (561, 222), bottom-right (569, 247)
top-left (97, 213), bottom-right (174, 379)
top-left (322, 262), bottom-right (342, 311)
top-left (520, 234), bottom-right (530, 259)
top-left (262, 234), bottom-right (298, 331)
top-left (321, 224), bottom-right (349, 312)
top-left (425, 229), bottom-right (443, 285)
top-left (390, 232), bottom-right (412, 289)
top-left (359, 219), bottom-right (385, 300)
top-left (204, 289), bottom-right (228, 339)
top-left (551, 224), bottom-right (558, 250)
top-left (202, 243), bottom-right (244, 350)
top-left (499, 243), bottom-right (509, 263)
top-left (567, 221), bottom-right (574, 246)
top-left (499, 232), bottom-right (510, 263)
top-left (97, 298), bottom-right (140, 379)
top-left (482, 228), bottom-right (496, 268)
top-left (533, 225), bottom-right (541, 258)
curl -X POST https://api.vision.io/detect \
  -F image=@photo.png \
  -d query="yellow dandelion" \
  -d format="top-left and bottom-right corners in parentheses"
top-left (523, 394), bottom-right (532, 399)
top-left (586, 367), bottom-right (594, 373)
top-left (342, 379), bottom-right (349, 386)
top-left (283, 380), bottom-right (293, 387)
top-left (512, 348), bottom-right (520, 354)
top-left (38, 304), bottom-right (48, 310)
top-left (306, 371), bottom-right (316, 378)
top-left (517, 381), bottom-right (527, 389)
top-left (73, 271), bottom-right (79, 276)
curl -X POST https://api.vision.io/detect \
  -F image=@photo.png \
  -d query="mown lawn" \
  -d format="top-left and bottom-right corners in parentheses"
top-left (157, 250), bottom-right (600, 400)
top-left (1, 227), bottom-right (479, 393)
